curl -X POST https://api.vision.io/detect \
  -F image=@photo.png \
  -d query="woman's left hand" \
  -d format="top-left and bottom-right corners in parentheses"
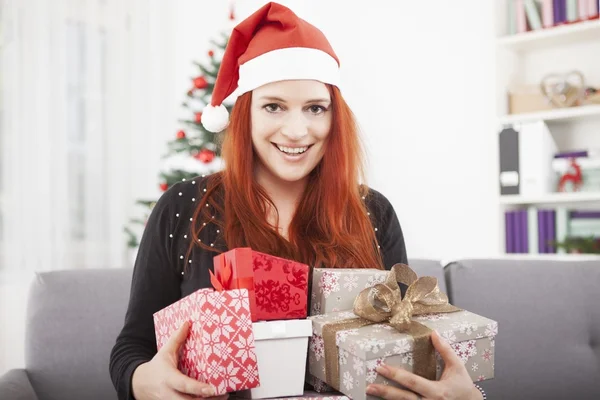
top-left (366, 330), bottom-right (482, 400)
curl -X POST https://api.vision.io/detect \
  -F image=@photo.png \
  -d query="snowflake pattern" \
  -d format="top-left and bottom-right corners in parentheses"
top-left (485, 322), bottom-right (498, 337)
top-left (366, 358), bottom-right (384, 383)
top-left (392, 338), bottom-right (410, 355)
top-left (342, 371), bottom-right (354, 390)
top-left (352, 356), bottom-right (365, 376)
top-left (357, 338), bottom-right (386, 354)
top-left (451, 320), bottom-right (478, 336)
top-left (482, 348), bottom-right (493, 362)
top-left (310, 334), bottom-right (325, 361)
top-left (414, 313), bottom-right (451, 322)
top-left (320, 271), bottom-right (341, 298)
top-left (343, 274), bottom-right (359, 291)
top-left (153, 289), bottom-right (259, 394)
top-left (365, 273), bottom-right (387, 288)
top-left (451, 340), bottom-right (478, 364)
top-left (336, 328), bottom-right (359, 345)
top-left (402, 352), bottom-right (414, 366)
top-left (339, 348), bottom-right (349, 365)
top-left (441, 330), bottom-right (457, 344)
top-left (471, 362), bottom-right (479, 372)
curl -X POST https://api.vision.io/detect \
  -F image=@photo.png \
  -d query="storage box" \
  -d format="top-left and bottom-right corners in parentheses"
top-left (153, 288), bottom-right (260, 395)
top-left (307, 310), bottom-right (497, 400)
top-left (310, 268), bottom-right (388, 316)
top-left (237, 319), bottom-right (313, 399)
top-left (213, 248), bottom-right (309, 322)
top-left (508, 84), bottom-right (554, 114)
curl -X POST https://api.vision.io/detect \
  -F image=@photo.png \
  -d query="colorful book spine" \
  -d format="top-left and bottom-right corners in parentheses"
top-left (516, 0), bottom-right (529, 32)
top-left (578, 0), bottom-right (589, 18)
top-left (547, 209), bottom-right (556, 253)
top-left (538, 209), bottom-right (547, 252)
top-left (522, 209), bottom-right (530, 253)
top-left (505, 211), bottom-right (514, 253)
top-left (524, 0), bottom-right (543, 29)
top-left (542, 0), bottom-right (555, 26)
top-left (528, 207), bottom-right (539, 254)
top-left (508, 0), bottom-right (517, 34)
top-left (567, 0), bottom-right (579, 21)
top-left (591, 0), bottom-right (599, 16)
top-left (554, 0), bottom-right (567, 23)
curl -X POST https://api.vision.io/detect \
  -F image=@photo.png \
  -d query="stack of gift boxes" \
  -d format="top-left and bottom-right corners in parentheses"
top-left (153, 248), bottom-right (498, 400)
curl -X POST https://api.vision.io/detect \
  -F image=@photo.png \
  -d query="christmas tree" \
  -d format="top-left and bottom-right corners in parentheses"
top-left (124, 8), bottom-right (235, 249)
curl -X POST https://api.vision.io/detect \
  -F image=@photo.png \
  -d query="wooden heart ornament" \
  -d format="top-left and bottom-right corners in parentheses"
top-left (540, 70), bottom-right (585, 108)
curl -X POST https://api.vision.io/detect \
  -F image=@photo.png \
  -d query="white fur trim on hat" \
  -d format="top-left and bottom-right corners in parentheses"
top-left (236, 47), bottom-right (340, 96)
top-left (201, 104), bottom-right (229, 133)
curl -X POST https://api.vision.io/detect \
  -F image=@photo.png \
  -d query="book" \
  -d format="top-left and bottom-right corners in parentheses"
top-left (542, 0), bottom-right (555, 27)
top-left (524, 0), bottom-right (543, 29)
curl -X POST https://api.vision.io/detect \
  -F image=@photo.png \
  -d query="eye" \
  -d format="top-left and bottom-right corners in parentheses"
top-left (307, 105), bottom-right (328, 115)
top-left (264, 103), bottom-right (282, 113)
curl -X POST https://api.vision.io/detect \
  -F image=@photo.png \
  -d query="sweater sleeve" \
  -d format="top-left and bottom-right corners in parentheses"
top-left (109, 184), bottom-right (183, 400)
top-left (368, 188), bottom-right (408, 269)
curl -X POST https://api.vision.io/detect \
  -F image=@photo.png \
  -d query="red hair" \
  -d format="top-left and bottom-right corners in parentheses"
top-left (188, 85), bottom-right (383, 269)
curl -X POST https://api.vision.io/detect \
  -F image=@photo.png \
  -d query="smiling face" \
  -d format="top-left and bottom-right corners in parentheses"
top-left (250, 79), bottom-right (332, 188)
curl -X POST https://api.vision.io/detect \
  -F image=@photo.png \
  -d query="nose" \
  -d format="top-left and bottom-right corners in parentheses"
top-left (280, 110), bottom-right (308, 140)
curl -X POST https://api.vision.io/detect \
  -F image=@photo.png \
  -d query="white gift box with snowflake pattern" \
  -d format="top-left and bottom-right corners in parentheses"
top-left (310, 269), bottom-right (389, 316)
top-left (307, 310), bottom-right (497, 400)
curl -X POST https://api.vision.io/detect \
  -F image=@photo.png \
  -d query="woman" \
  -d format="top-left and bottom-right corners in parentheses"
top-left (109, 3), bottom-right (484, 400)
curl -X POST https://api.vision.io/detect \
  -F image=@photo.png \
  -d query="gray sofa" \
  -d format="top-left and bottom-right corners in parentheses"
top-left (1, 258), bottom-right (599, 400)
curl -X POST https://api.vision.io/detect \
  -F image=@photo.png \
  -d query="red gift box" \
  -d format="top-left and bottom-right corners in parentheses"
top-left (211, 247), bottom-right (309, 322)
top-left (153, 288), bottom-right (260, 395)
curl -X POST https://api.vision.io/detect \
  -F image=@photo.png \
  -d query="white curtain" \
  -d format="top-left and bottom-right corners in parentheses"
top-left (0, 0), bottom-right (176, 273)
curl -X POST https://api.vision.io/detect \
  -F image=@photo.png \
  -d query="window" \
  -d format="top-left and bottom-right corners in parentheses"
top-left (0, 0), bottom-right (175, 273)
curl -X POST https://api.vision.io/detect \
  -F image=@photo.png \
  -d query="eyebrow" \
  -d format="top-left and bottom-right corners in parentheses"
top-left (258, 96), bottom-right (331, 103)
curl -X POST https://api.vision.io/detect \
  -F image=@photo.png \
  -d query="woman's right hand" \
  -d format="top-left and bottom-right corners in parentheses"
top-left (132, 321), bottom-right (228, 400)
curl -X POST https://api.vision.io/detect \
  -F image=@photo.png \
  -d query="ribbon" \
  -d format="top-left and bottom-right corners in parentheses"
top-left (210, 256), bottom-right (255, 293)
top-left (321, 263), bottom-right (461, 391)
top-left (210, 254), bottom-right (257, 319)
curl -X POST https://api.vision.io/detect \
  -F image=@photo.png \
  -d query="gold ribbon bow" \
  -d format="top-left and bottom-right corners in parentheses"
top-left (321, 263), bottom-right (461, 391)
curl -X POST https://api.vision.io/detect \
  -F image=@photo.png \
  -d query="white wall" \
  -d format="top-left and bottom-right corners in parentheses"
top-left (174, 0), bottom-right (500, 260)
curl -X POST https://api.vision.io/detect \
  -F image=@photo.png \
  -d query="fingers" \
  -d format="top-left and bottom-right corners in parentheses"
top-left (168, 372), bottom-right (216, 397)
top-left (373, 364), bottom-right (435, 399)
top-left (366, 383), bottom-right (420, 400)
top-left (161, 321), bottom-right (191, 355)
top-left (431, 330), bottom-right (461, 368)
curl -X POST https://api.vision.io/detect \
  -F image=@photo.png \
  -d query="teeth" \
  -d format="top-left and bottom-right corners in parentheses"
top-left (276, 145), bottom-right (308, 155)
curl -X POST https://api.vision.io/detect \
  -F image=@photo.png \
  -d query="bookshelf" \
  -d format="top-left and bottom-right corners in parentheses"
top-left (498, 103), bottom-right (600, 124)
top-left (499, 191), bottom-right (600, 205)
top-left (495, 0), bottom-right (600, 255)
top-left (496, 18), bottom-right (600, 51)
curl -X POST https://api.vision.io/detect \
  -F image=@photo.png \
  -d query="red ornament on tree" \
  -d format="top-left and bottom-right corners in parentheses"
top-left (195, 149), bottom-right (215, 163)
top-left (195, 112), bottom-right (203, 124)
top-left (193, 76), bottom-right (208, 89)
top-left (208, 50), bottom-right (215, 57)
top-left (159, 182), bottom-right (169, 192)
top-left (176, 130), bottom-right (186, 139)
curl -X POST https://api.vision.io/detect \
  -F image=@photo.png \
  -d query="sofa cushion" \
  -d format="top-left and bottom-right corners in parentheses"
top-left (445, 258), bottom-right (600, 400)
top-left (25, 268), bottom-right (132, 400)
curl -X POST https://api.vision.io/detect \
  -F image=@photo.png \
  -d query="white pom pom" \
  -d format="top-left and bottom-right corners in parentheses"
top-left (201, 104), bottom-right (229, 133)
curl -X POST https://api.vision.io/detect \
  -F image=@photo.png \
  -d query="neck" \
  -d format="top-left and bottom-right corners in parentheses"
top-left (255, 167), bottom-right (307, 206)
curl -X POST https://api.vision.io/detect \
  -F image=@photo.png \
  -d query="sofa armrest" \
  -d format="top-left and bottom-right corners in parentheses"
top-left (0, 369), bottom-right (39, 400)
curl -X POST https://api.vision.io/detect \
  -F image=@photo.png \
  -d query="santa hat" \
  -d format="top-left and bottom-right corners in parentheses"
top-left (201, 2), bottom-right (341, 133)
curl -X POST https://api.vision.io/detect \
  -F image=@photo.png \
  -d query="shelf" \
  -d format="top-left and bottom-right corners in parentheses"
top-left (497, 19), bottom-right (600, 52)
top-left (499, 192), bottom-right (600, 205)
top-left (498, 104), bottom-right (600, 124)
